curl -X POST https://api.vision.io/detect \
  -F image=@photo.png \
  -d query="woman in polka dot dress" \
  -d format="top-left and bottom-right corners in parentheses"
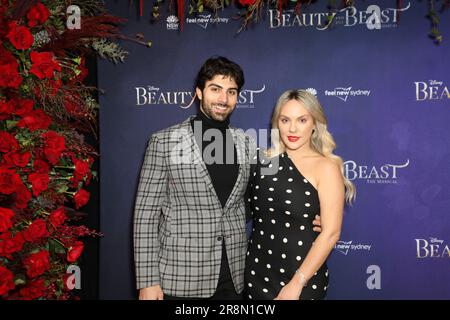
top-left (245, 90), bottom-right (355, 300)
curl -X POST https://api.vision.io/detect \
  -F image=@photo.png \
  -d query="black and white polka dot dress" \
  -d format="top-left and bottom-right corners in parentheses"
top-left (245, 151), bottom-right (328, 300)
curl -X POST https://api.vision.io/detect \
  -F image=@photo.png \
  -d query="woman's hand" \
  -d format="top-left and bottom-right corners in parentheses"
top-left (274, 281), bottom-right (303, 300)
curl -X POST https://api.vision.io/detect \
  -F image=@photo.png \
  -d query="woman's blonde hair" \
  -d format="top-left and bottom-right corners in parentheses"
top-left (267, 89), bottom-right (355, 204)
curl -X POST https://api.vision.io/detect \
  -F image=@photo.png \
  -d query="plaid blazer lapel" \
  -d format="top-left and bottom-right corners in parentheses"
top-left (223, 127), bottom-right (246, 211)
top-left (183, 118), bottom-right (223, 209)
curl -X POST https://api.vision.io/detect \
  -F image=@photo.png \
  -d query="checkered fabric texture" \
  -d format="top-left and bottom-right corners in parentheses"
top-left (133, 116), bottom-right (256, 297)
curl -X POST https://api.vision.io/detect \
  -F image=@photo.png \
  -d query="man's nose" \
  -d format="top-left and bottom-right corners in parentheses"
top-left (218, 91), bottom-right (228, 104)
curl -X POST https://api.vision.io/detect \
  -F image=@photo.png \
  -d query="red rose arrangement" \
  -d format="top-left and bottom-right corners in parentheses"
top-left (0, 1), bottom-right (124, 299)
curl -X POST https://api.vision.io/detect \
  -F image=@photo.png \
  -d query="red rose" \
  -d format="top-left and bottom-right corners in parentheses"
top-left (0, 46), bottom-right (22, 89)
top-left (67, 241), bottom-right (84, 263)
top-left (0, 151), bottom-right (29, 169)
top-left (0, 152), bottom-right (13, 168)
top-left (0, 46), bottom-right (17, 65)
top-left (0, 207), bottom-right (14, 233)
top-left (0, 167), bottom-right (23, 195)
top-left (74, 159), bottom-right (90, 179)
top-left (10, 151), bottom-right (31, 167)
top-left (0, 132), bottom-right (19, 153)
top-left (0, 265), bottom-right (15, 296)
top-left (6, 21), bottom-right (34, 50)
top-left (33, 159), bottom-right (49, 174)
top-left (14, 183), bottom-right (31, 209)
top-left (0, 99), bottom-right (14, 120)
top-left (0, 231), bottom-right (24, 257)
top-left (27, 2), bottom-right (50, 27)
top-left (73, 189), bottom-right (90, 209)
top-left (23, 250), bottom-right (50, 278)
top-left (71, 158), bottom-right (93, 187)
top-left (29, 51), bottom-right (61, 80)
top-left (13, 98), bottom-right (34, 116)
top-left (0, 63), bottom-right (23, 89)
top-left (19, 278), bottom-right (46, 300)
top-left (22, 219), bottom-right (49, 242)
top-left (42, 131), bottom-right (65, 165)
top-left (239, 0), bottom-right (257, 6)
top-left (49, 206), bottom-right (66, 227)
top-left (17, 109), bottom-right (52, 131)
top-left (28, 172), bottom-right (49, 197)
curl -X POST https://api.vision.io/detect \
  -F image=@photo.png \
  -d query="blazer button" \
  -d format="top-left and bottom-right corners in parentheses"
top-left (217, 236), bottom-right (223, 242)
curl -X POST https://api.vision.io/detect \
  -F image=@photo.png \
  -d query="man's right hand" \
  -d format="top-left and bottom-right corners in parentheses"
top-left (313, 214), bottom-right (322, 233)
top-left (139, 285), bottom-right (164, 300)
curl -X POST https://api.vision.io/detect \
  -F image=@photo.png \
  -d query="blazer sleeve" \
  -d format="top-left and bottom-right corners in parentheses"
top-left (133, 135), bottom-right (168, 290)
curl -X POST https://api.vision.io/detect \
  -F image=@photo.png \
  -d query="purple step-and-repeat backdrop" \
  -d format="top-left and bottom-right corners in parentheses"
top-left (98, 1), bottom-right (449, 299)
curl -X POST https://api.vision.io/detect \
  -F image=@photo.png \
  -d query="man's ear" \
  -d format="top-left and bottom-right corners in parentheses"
top-left (195, 87), bottom-right (202, 100)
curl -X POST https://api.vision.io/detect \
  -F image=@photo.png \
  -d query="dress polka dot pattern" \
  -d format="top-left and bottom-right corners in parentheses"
top-left (245, 152), bottom-right (329, 300)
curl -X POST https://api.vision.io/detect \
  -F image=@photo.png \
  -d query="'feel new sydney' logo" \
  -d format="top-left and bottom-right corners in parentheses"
top-left (324, 86), bottom-right (371, 102)
top-left (335, 240), bottom-right (372, 255)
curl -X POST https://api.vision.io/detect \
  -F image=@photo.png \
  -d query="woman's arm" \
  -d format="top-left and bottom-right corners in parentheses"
top-left (275, 159), bottom-right (344, 300)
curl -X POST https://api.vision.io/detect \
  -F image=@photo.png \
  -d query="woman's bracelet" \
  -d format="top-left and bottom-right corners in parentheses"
top-left (295, 269), bottom-right (307, 287)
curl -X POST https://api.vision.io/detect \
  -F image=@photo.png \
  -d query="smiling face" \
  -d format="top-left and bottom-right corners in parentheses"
top-left (278, 99), bottom-right (316, 152)
top-left (195, 74), bottom-right (239, 122)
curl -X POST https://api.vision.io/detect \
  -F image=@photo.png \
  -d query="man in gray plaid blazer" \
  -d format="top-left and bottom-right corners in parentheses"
top-left (133, 57), bottom-right (256, 299)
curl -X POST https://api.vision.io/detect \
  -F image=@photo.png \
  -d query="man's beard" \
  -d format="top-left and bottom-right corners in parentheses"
top-left (201, 102), bottom-right (232, 121)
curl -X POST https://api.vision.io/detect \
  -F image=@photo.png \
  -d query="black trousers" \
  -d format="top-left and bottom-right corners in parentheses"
top-left (164, 242), bottom-right (243, 300)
